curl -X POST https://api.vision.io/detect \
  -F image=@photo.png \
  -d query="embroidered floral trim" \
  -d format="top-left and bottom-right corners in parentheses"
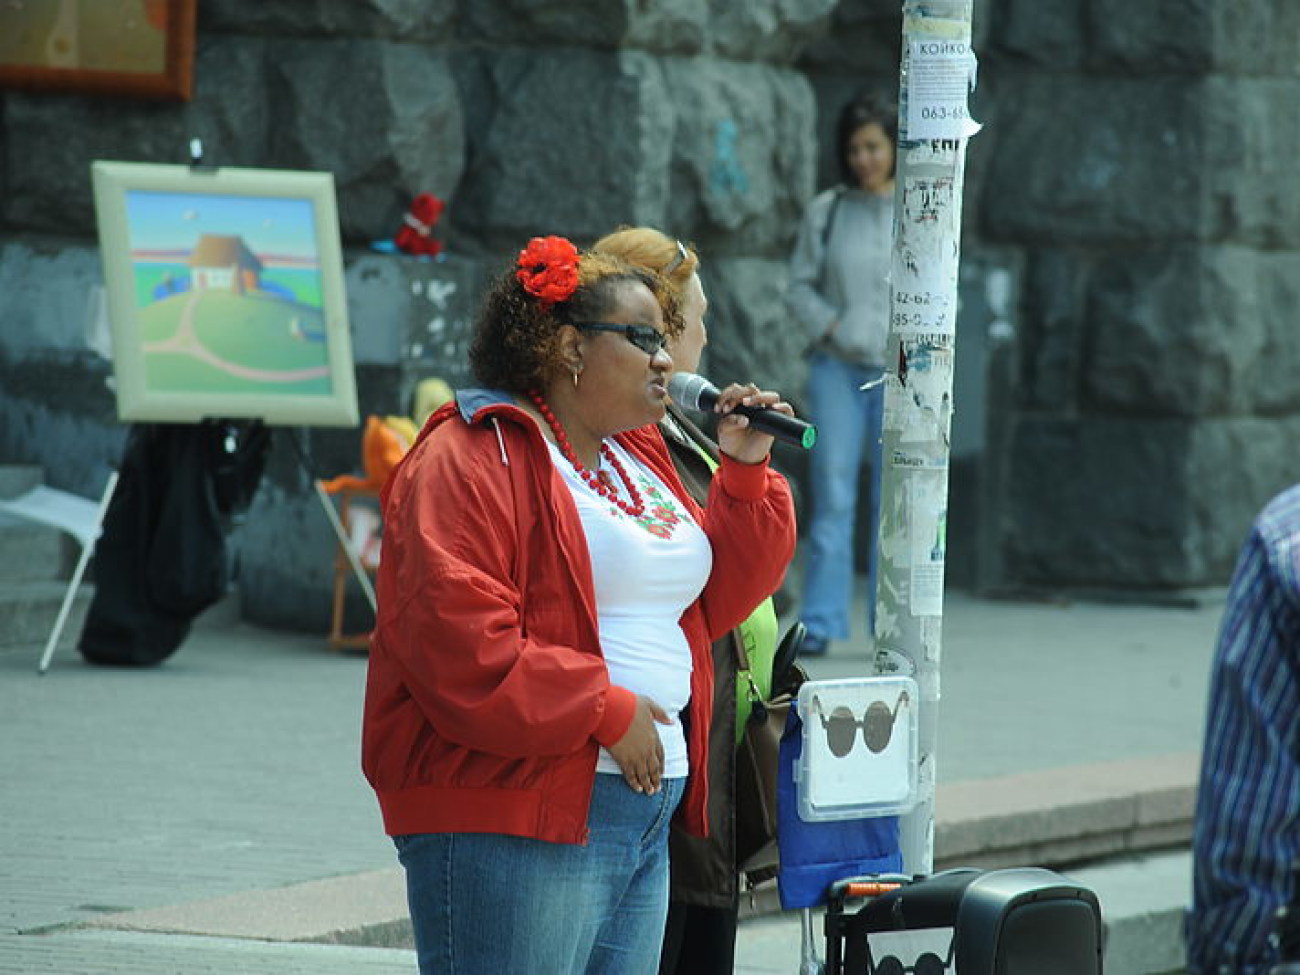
top-left (515, 236), bottom-right (580, 306)
top-left (631, 483), bottom-right (688, 538)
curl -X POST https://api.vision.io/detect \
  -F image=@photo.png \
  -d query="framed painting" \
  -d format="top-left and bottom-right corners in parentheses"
top-left (91, 161), bottom-right (360, 428)
top-left (0, 0), bottom-right (197, 101)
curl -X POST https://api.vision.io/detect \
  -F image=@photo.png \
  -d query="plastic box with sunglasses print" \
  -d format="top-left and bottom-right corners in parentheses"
top-left (794, 677), bottom-right (919, 822)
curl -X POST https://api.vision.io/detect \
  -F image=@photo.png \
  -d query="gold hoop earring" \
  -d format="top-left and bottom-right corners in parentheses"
top-left (573, 370), bottom-right (580, 388)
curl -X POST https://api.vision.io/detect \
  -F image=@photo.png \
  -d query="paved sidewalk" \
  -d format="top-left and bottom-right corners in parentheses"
top-left (0, 588), bottom-right (1224, 974)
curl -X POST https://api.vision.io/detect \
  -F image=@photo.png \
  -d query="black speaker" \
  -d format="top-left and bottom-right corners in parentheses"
top-left (825, 867), bottom-right (1102, 975)
top-left (955, 868), bottom-right (1102, 975)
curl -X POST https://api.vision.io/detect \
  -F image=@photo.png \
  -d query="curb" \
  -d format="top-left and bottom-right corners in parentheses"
top-left (88, 869), bottom-right (409, 947)
top-left (1073, 849), bottom-right (1191, 975)
top-left (738, 751), bottom-right (1196, 918)
top-left (85, 752), bottom-right (1198, 964)
top-left (935, 751), bottom-right (1197, 870)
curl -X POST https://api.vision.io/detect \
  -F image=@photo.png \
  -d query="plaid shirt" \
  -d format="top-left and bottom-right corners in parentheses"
top-left (1186, 485), bottom-right (1300, 974)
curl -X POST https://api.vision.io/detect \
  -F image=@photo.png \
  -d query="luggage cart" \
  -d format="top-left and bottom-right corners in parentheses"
top-left (776, 678), bottom-right (1104, 974)
top-left (819, 867), bottom-right (1103, 975)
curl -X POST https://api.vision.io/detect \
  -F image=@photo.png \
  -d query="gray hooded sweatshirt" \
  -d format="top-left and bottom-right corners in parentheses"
top-left (784, 185), bottom-right (892, 368)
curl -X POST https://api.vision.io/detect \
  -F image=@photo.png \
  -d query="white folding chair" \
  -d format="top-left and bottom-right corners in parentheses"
top-left (0, 472), bottom-right (120, 673)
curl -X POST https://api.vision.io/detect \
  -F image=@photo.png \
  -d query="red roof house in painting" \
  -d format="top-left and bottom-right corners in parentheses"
top-left (188, 234), bottom-right (263, 294)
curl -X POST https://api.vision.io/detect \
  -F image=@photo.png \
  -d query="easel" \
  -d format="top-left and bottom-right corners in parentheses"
top-left (313, 475), bottom-right (379, 649)
top-left (187, 139), bottom-right (376, 645)
top-left (322, 485), bottom-right (379, 651)
top-left (284, 431), bottom-right (378, 650)
top-left (72, 137), bottom-right (369, 663)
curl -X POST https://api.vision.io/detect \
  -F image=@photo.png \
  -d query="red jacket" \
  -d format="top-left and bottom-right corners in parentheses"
top-left (361, 390), bottom-right (796, 844)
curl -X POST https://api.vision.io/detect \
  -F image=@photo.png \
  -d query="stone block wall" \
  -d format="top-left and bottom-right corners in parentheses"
top-left (976, 0), bottom-right (1300, 591)
top-left (3, 0), bottom-right (1296, 631)
top-left (0, 0), bottom-right (851, 632)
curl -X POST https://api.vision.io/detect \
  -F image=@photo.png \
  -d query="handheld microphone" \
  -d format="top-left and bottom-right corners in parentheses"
top-left (667, 372), bottom-right (817, 450)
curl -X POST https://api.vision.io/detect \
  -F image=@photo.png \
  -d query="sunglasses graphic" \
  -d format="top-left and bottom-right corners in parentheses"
top-left (809, 689), bottom-right (912, 758)
top-left (872, 950), bottom-right (948, 975)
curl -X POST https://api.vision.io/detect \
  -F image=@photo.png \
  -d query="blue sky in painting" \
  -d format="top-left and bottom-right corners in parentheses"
top-left (124, 191), bottom-right (318, 260)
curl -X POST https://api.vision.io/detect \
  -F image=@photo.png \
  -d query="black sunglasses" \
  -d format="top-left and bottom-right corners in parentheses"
top-left (574, 322), bottom-right (667, 356)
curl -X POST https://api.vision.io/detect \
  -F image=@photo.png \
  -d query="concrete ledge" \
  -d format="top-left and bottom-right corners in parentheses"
top-left (0, 580), bottom-right (90, 651)
top-left (935, 752), bottom-right (1198, 870)
top-left (738, 753), bottom-right (1197, 918)
top-left (0, 520), bottom-right (63, 583)
top-left (88, 869), bottom-right (409, 947)
top-left (85, 754), bottom-right (1200, 966)
top-left (0, 464), bottom-right (42, 499)
top-left (1072, 849), bottom-right (1190, 975)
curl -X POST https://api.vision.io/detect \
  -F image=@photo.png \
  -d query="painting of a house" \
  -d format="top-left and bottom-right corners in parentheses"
top-left (189, 234), bottom-right (263, 294)
top-left (91, 160), bottom-right (358, 426)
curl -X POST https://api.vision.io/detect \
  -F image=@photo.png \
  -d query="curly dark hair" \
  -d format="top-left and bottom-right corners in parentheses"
top-left (469, 250), bottom-right (683, 393)
top-left (836, 89), bottom-right (899, 186)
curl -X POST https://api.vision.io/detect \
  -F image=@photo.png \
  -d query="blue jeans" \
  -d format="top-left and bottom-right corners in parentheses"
top-left (800, 352), bottom-right (885, 641)
top-left (394, 774), bottom-right (686, 975)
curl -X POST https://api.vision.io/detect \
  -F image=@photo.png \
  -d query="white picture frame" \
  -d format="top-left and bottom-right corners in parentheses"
top-left (91, 160), bottom-right (359, 427)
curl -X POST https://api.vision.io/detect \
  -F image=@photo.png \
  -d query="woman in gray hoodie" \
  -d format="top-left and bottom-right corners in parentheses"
top-left (785, 91), bottom-right (897, 656)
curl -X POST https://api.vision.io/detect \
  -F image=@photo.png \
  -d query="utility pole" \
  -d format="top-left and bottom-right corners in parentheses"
top-left (873, 0), bottom-right (979, 875)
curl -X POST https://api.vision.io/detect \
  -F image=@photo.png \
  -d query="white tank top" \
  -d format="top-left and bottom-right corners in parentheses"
top-left (546, 437), bottom-right (712, 778)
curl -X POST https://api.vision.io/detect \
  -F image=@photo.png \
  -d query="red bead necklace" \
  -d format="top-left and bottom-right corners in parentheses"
top-left (528, 389), bottom-right (645, 518)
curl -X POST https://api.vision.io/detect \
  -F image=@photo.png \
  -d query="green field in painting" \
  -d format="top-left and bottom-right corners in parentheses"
top-left (137, 291), bottom-right (334, 396)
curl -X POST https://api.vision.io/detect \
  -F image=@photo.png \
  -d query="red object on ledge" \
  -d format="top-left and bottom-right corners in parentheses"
top-left (393, 193), bottom-right (445, 257)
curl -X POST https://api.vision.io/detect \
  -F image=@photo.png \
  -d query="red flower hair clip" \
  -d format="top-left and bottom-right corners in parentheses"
top-left (516, 235), bottom-right (580, 306)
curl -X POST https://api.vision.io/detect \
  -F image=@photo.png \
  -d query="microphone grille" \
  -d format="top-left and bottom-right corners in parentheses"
top-left (666, 372), bottom-right (709, 411)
